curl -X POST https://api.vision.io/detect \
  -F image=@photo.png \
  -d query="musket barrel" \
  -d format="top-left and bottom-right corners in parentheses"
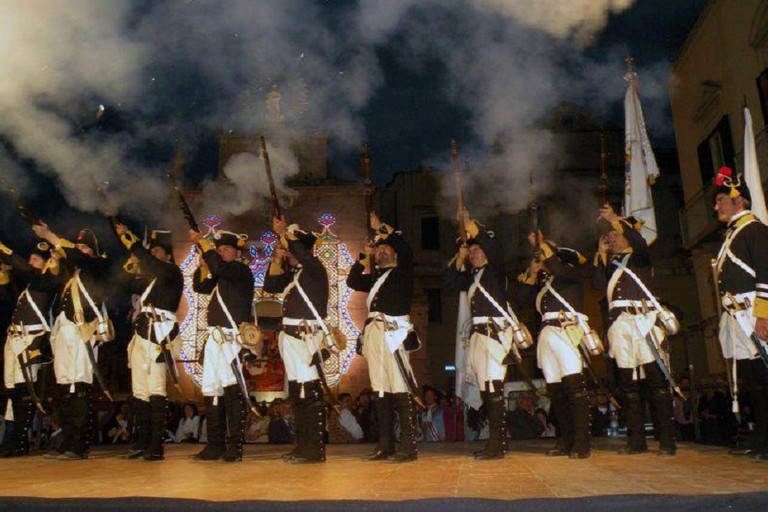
top-left (166, 172), bottom-right (200, 232)
top-left (260, 136), bottom-right (282, 218)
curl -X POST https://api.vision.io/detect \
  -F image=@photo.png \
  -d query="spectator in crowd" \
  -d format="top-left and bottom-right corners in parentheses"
top-left (591, 392), bottom-right (611, 437)
top-left (507, 394), bottom-right (545, 440)
top-left (698, 377), bottom-right (737, 445)
top-left (443, 395), bottom-right (465, 442)
top-left (245, 403), bottom-right (270, 443)
top-left (175, 403), bottom-right (201, 443)
top-left (354, 389), bottom-right (378, 443)
top-left (329, 393), bottom-right (364, 443)
top-left (420, 387), bottom-right (444, 442)
top-left (673, 376), bottom-right (695, 442)
top-left (268, 400), bottom-right (294, 444)
top-left (103, 402), bottom-right (132, 445)
top-left (536, 408), bottom-right (556, 438)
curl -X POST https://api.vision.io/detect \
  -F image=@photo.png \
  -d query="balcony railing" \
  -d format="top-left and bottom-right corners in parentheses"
top-left (680, 185), bottom-right (719, 249)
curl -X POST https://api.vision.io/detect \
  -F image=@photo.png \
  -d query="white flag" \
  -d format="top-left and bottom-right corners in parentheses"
top-left (743, 106), bottom-right (768, 223)
top-left (624, 71), bottom-right (660, 245)
top-left (454, 291), bottom-right (482, 410)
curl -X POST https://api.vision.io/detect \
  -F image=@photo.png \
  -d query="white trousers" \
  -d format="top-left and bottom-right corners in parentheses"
top-left (536, 325), bottom-right (583, 384)
top-left (3, 330), bottom-right (42, 388)
top-left (50, 312), bottom-right (96, 386)
top-left (201, 327), bottom-right (243, 397)
top-left (127, 333), bottom-right (168, 401)
top-left (278, 330), bottom-right (321, 383)
top-left (607, 311), bottom-right (665, 373)
top-left (363, 320), bottom-right (414, 395)
top-left (466, 330), bottom-right (511, 391)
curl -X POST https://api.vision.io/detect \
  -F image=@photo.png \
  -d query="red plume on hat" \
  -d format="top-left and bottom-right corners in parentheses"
top-left (714, 166), bottom-right (732, 187)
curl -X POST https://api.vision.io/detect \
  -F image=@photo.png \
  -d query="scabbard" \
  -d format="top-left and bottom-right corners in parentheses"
top-left (84, 340), bottom-right (113, 401)
top-left (577, 344), bottom-right (621, 409)
top-left (501, 343), bottom-right (545, 397)
top-left (17, 352), bottom-right (46, 414)
top-left (643, 329), bottom-right (684, 398)
top-left (393, 349), bottom-right (425, 408)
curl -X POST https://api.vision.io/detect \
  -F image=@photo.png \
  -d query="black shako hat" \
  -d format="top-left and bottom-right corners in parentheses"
top-left (714, 166), bottom-right (751, 203)
top-left (214, 230), bottom-right (247, 249)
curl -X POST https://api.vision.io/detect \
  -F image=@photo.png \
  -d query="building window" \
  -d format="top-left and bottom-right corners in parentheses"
top-left (697, 116), bottom-right (735, 188)
top-left (421, 216), bottom-right (440, 251)
top-left (426, 288), bottom-right (442, 323)
top-left (757, 68), bottom-right (768, 128)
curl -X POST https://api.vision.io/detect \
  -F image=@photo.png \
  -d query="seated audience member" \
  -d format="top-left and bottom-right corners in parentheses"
top-left (536, 408), bottom-right (556, 438)
top-left (507, 394), bottom-right (545, 440)
top-left (103, 403), bottom-right (132, 445)
top-left (443, 395), bottom-right (465, 441)
top-left (175, 403), bottom-right (201, 443)
top-left (329, 393), bottom-right (364, 443)
top-left (355, 389), bottom-right (378, 443)
top-left (591, 392), bottom-right (611, 437)
top-left (268, 401), bottom-right (294, 444)
top-left (420, 387), bottom-right (445, 442)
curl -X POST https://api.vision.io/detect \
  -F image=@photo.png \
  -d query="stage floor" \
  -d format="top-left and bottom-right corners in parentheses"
top-left (0, 439), bottom-right (766, 501)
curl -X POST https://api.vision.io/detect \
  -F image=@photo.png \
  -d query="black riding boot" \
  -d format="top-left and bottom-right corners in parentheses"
top-left (546, 382), bottom-right (571, 456)
top-left (643, 362), bottom-right (676, 456)
top-left (222, 385), bottom-right (246, 462)
top-left (282, 381), bottom-right (302, 459)
top-left (617, 368), bottom-right (647, 454)
top-left (389, 392), bottom-right (417, 462)
top-left (57, 383), bottom-right (91, 460)
top-left (47, 386), bottom-right (73, 458)
top-left (4, 385), bottom-right (34, 457)
top-left (367, 392), bottom-right (394, 460)
top-left (563, 373), bottom-right (591, 459)
top-left (144, 395), bottom-right (167, 461)
top-left (120, 398), bottom-right (150, 459)
top-left (291, 380), bottom-right (326, 463)
top-left (195, 395), bottom-right (226, 460)
top-left (475, 382), bottom-right (506, 460)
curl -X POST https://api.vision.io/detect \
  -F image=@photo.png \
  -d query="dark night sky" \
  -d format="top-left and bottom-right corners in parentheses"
top-left (0, 0), bottom-right (710, 249)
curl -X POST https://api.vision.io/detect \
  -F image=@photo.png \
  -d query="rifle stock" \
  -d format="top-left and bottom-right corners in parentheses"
top-left (260, 136), bottom-right (282, 219)
top-left (166, 173), bottom-right (200, 232)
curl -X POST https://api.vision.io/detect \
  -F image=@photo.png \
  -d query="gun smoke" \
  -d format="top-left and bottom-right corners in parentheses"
top-left (0, 0), bottom-right (683, 240)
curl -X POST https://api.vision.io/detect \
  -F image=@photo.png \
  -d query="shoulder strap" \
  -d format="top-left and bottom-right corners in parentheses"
top-left (293, 279), bottom-right (331, 335)
top-left (610, 259), bottom-right (664, 313)
top-left (213, 285), bottom-right (239, 331)
top-left (21, 286), bottom-right (51, 331)
top-left (139, 278), bottom-right (158, 307)
top-left (366, 268), bottom-right (393, 311)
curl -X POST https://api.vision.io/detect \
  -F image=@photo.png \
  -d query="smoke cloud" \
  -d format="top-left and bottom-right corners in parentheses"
top-left (0, 0), bottom-right (679, 235)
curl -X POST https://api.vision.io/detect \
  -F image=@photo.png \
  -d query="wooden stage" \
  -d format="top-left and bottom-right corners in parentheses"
top-left (0, 439), bottom-right (766, 502)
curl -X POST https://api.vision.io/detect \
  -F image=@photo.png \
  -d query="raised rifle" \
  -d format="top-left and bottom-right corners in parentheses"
top-left (92, 179), bottom-right (121, 237)
top-left (360, 144), bottom-right (377, 283)
top-left (598, 133), bottom-right (608, 204)
top-left (166, 173), bottom-right (200, 232)
top-left (260, 136), bottom-right (282, 219)
top-left (451, 137), bottom-right (468, 246)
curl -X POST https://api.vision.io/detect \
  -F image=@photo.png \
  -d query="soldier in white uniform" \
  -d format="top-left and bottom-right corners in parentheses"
top-left (347, 213), bottom-right (418, 463)
top-left (191, 229), bottom-right (253, 462)
top-left (712, 167), bottom-right (768, 461)
top-left (263, 216), bottom-right (329, 464)
top-left (593, 204), bottom-right (676, 456)
top-left (114, 224), bottom-right (183, 461)
top-left (34, 223), bottom-right (112, 460)
top-left (0, 240), bottom-right (61, 457)
top-left (516, 232), bottom-right (593, 459)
